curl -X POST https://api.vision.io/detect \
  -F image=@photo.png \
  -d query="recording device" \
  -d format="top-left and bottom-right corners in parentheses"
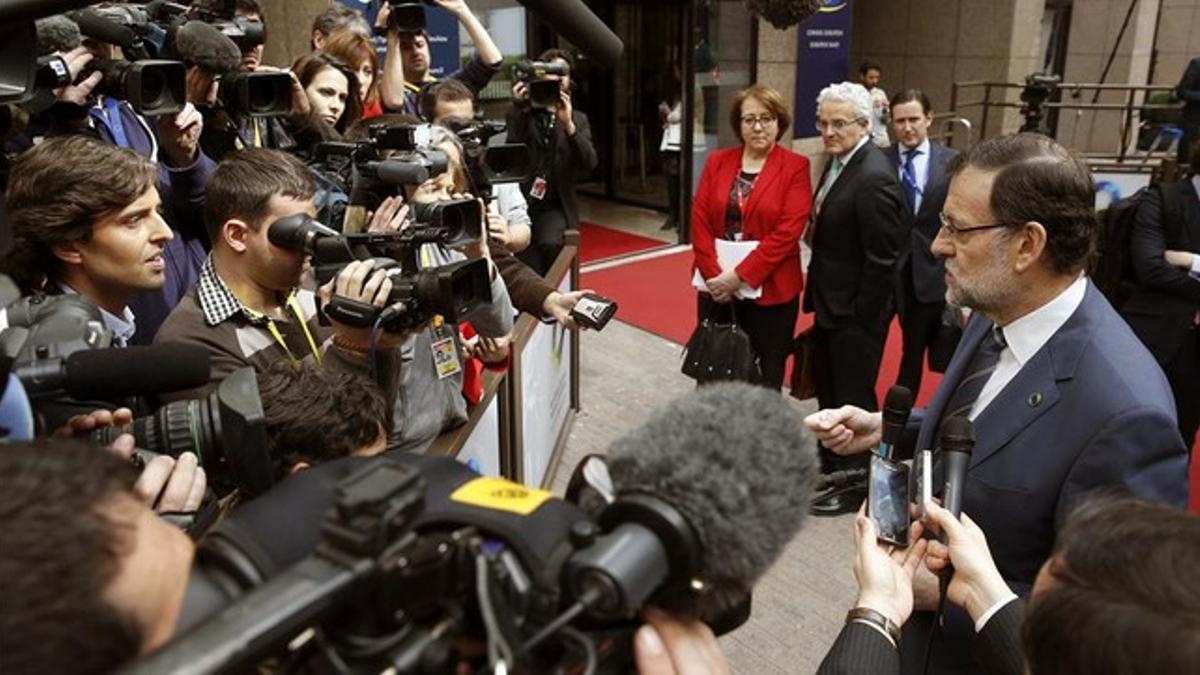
top-left (217, 69), bottom-right (292, 117)
top-left (1019, 71), bottom-right (1061, 134)
top-left (267, 213), bottom-right (492, 332)
top-left (936, 417), bottom-right (975, 598)
top-left (569, 293), bottom-right (618, 331)
top-left (386, 0), bottom-right (437, 33)
top-left (310, 123), bottom-right (448, 211)
top-left (868, 455), bottom-right (910, 546)
top-left (86, 57), bottom-right (186, 115)
top-left (513, 59), bottom-right (570, 109)
top-left (913, 448), bottom-right (932, 521)
top-left (34, 55), bottom-right (72, 89)
top-left (124, 383), bottom-right (817, 674)
top-left (171, 19), bottom-right (290, 118)
top-left (92, 367), bottom-right (275, 498)
top-left (444, 116), bottom-right (533, 201)
top-left (878, 385), bottom-right (913, 461)
top-left (186, 0), bottom-right (267, 54)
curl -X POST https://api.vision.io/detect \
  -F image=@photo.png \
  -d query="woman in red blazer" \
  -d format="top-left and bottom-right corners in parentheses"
top-left (692, 84), bottom-right (813, 389)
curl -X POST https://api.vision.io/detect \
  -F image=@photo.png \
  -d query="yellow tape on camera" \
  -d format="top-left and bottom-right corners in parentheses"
top-left (450, 477), bottom-right (553, 516)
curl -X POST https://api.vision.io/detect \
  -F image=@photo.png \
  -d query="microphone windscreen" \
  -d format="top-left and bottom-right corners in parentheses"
top-left (35, 15), bottom-right (81, 55)
top-left (883, 385), bottom-right (913, 421)
top-left (70, 9), bottom-right (135, 49)
top-left (173, 20), bottom-right (241, 75)
top-left (939, 415), bottom-right (975, 455)
top-left (63, 344), bottom-right (210, 400)
top-left (606, 383), bottom-right (818, 612)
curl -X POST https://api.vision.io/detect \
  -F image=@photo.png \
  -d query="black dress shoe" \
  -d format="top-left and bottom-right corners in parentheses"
top-left (809, 483), bottom-right (866, 517)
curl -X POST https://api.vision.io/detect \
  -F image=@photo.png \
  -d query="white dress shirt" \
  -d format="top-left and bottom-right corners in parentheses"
top-left (897, 138), bottom-right (931, 214)
top-left (969, 275), bottom-right (1088, 420)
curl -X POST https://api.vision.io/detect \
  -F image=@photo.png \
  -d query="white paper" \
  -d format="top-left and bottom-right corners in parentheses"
top-left (692, 239), bottom-right (763, 299)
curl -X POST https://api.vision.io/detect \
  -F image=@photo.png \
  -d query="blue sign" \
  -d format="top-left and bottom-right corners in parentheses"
top-left (793, 0), bottom-right (854, 137)
top-left (336, 1), bottom-right (461, 79)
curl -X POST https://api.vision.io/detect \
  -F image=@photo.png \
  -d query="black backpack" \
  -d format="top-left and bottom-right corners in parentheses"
top-left (1092, 182), bottom-right (1184, 308)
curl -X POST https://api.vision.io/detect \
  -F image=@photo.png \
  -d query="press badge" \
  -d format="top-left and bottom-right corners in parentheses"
top-left (530, 176), bottom-right (548, 200)
top-left (430, 322), bottom-right (461, 380)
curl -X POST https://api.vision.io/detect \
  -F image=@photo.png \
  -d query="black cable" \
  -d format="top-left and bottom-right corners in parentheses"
top-left (558, 626), bottom-right (597, 675)
top-left (920, 570), bottom-right (952, 675)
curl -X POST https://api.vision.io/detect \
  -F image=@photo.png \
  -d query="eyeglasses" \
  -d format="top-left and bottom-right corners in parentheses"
top-left (815, 117), bottom-right (865, 132)
top-left (937, 212), bottom-right (1013, 240)
top-left (740, 114), bottom-right (777, 128)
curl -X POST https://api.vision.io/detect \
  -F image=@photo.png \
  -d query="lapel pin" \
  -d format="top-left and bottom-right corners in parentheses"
top-left (1028, 392), bottom-right (1043, 407)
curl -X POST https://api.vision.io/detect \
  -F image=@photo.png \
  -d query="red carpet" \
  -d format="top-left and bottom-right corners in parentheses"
top-left (579, 222), bottom-right (669, 264)
top-left (581, 250), bottom-right (942, 406)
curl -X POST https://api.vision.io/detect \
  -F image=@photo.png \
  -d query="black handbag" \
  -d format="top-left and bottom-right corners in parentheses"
top-left (681, 305), bottom-right (762, 384)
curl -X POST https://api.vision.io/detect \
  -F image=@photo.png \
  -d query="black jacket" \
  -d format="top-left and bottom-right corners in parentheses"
top-left (504, 104), bottom-right (598, 228)
top-left (885, 142), bottom-right (957, 305)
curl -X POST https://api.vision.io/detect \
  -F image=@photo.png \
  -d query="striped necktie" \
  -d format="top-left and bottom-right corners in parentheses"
top-left (902, 148), bottom-right (921, 213)
top-left (939, 326), bottom-right (1007, 430)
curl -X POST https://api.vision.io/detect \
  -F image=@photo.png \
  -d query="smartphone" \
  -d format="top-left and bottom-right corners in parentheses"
top-left (868, 454), bottom-right (911, 546)
top-left (913, 449), bottom-right (933, 522)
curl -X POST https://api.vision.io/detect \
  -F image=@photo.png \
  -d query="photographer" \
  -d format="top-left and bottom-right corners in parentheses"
top-left (378, 0), bottom-right (503, 118)
top-left (506, 49), bottom-right (598, 274)
top-left (422, 78), bottom-right (532, 253)
top-left (154, 148), bottom-right (402, 400)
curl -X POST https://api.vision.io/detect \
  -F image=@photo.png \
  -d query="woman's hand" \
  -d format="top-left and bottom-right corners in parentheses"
top-left (706, 269), bottom-right (741, 303)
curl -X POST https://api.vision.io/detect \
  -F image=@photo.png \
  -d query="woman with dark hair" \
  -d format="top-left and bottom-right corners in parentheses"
top-left (323, 30), bottom-right (383, 119)
top-left (292, 52), bottom-right (363, 134)
top-left (690, 84), bottom-right (812, 390)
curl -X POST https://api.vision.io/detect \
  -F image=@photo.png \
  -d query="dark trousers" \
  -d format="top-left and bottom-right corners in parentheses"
top-left (518, 205), bottom-right (569, 277)
top-left (663, 151), bottom-right (681, 226)
top-left (812, 319), bottom-right (887, 473)
top-left (1163, 326), bottom-right (1200, 450)
top-left (697, 293), bottom-right (799, 391)
top-left (896, 265), bottom-right (946, 399)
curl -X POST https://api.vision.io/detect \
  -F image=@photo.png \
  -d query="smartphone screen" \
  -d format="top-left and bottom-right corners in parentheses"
top-left (868, 454), bottom-right (910, 546)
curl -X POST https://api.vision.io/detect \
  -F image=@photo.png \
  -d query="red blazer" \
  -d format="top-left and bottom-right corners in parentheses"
top-left (691, 144), bottom-right (812, 305)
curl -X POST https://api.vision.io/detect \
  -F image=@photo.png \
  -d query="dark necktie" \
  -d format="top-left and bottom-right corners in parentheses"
top-left (901, 148), bottom-right (921, 213)
top-left (939, 326), bottom-right (1007, 431)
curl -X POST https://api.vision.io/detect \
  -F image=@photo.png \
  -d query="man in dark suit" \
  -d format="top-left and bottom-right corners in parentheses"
top-left (1176, 56), bottom-right (1200, 167)
top-left (1122, 141), bottom-right (1200, 448)
top-left (506, 49), bottom-right (599, 275)
top-left (804, 82), bottom-right (907, 515)
top-left (805, 133), bottom-right (1188, 674)
top-left (886, 91), bottom-right (957, 397)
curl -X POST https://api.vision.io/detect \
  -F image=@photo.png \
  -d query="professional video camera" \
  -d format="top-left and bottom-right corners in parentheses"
top-left (513, 60), bottom-right (570, 109)
top-left (268, 211), bottom-right (492, 332)
top-left (1019, 71), bottom-right (1061, 134)
top-left (384, 0), bottom-right (438, 34)
top-left (92, 366), bottom-right (275, 498)
top-left (444, 117), bottom-right (533, 201)
top-left (123, 383), bottom-right (817, 675)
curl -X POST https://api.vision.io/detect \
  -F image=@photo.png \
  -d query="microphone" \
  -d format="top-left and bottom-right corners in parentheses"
top-left (172, 20), bottom-right (241, 75)
top-left (515, 0), bottom-right (624, 68)
top-left (69, 9), bottom-right (137, 49)
top-left (16, 343), bottom-right (211, 400)
top-left (939, 416), bottom-right (974, 523)
top-left (0, 0), bottom-right (104, 26)
top-left (35, 15), bottom-right (82, 55)
top-left (879, 385), bottom-right (913, 460)
top-left (577, 382), bottom-right (819, 620)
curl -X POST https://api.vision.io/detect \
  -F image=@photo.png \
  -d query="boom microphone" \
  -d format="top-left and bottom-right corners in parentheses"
top-left (583, 382), bottom-right (819, 620)
top-left (879, 385), bottom-right (913, 460)
top-left (19, 343), bottom-right (212, 400)
top-left (69, 9), bottom-right (137, 49)
top-left (516, 0), bottom-right (623, 68)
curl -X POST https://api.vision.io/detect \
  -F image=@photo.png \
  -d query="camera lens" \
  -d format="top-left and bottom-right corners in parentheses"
top-left (140, 67), bottom-right (166, 110)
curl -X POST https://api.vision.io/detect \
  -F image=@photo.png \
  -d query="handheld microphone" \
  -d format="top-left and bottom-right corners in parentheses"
top-left (16, 343), bottom-right (211, 400)
top-left (878, 385), bottom-right (913, 460)
top-left (939, 416), bottom-right (974, 523)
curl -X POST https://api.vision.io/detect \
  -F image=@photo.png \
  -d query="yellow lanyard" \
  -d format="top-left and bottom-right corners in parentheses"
top-left (247, 293), bottom-right (322, 365)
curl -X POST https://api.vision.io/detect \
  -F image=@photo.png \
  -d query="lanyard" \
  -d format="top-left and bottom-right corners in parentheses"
top-left (92, 97), bottom-right (130, 149)
top-left (735, 171), bottom-right (758, 213)
top-left (248, 293), bottom-right (322, 365)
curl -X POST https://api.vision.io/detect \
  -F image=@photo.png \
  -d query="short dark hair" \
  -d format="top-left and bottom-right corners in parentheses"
top-left (538, 48), bottom-right (576, 73)
top-left (0, 440), bottom-right (144, 673)
top-left (1023, 496), bottom-right (1200, 675)
top-left (4, 135), bottom-right (157, 292)
top-left (204, 149), bottom-right (317, 240)
top-left (889, 89), bottom-right (932, 115)
top-left (293, 51), bottom-right (363, 132)
top-left (311, 3), bottom-right (369, 42)
top-left (946, 133), bottom-right (1096, 275)
top-left (859, 60), bottom-right (881, 76)
top-left (258, 361), bottom-right (393, 476)
top-left (419, 77), bottom-right (474, 121)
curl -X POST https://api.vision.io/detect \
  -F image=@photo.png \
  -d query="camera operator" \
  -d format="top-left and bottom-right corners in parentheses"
top-left (378, 0), bottom-right (503, 118)
top-left (506, 49), bottom-right (598, 274)
top-left (154, 148), bottom-right (403, 401)
top-left (422, 78), bottom-right (531, 253)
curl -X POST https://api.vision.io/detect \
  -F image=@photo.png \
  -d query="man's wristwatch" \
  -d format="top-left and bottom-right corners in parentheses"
top-left (846, 606), bottom-right (901, 646)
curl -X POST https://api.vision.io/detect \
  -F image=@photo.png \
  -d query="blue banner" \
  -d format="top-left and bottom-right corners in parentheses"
top-left (335, 1), bottom-right (461, 77)
top-left (793, 1), bottom-right (854, 137)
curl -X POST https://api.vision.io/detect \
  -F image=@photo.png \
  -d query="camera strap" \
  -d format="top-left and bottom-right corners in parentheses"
top-left (249, 293), bottom-right (322, 366)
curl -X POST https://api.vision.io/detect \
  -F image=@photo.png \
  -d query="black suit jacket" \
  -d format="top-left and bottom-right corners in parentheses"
top-left (803, 142), bottom-right (908, 330)
top-left (886, 142), bottom-right (957, 304)
top-left (816, 600), bottom-right (1025, 675)
top-left (1177, 57), bottom-right (1200, 125)
top-left (1122, 179), bottom-right (1200, 361)
top-left (505, 105), bottom-right (599, 229)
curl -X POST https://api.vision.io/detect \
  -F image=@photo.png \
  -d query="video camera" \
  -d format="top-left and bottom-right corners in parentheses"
top-left (268, 211), bottom-right (492, 332)
top-left (91, 367), bottom-right (275, 498)
top-left (385, 0), bottom-right (438, 34)
top-left (443, 117), bottom-right (533, 201)
top-left (513, 59), bottom-right (570, 109)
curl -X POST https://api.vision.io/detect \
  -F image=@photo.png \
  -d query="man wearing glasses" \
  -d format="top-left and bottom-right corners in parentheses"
top-left (804, 133), bottom-right (1187, 675)
top-left (804, 82), bottom-right (907, 516)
